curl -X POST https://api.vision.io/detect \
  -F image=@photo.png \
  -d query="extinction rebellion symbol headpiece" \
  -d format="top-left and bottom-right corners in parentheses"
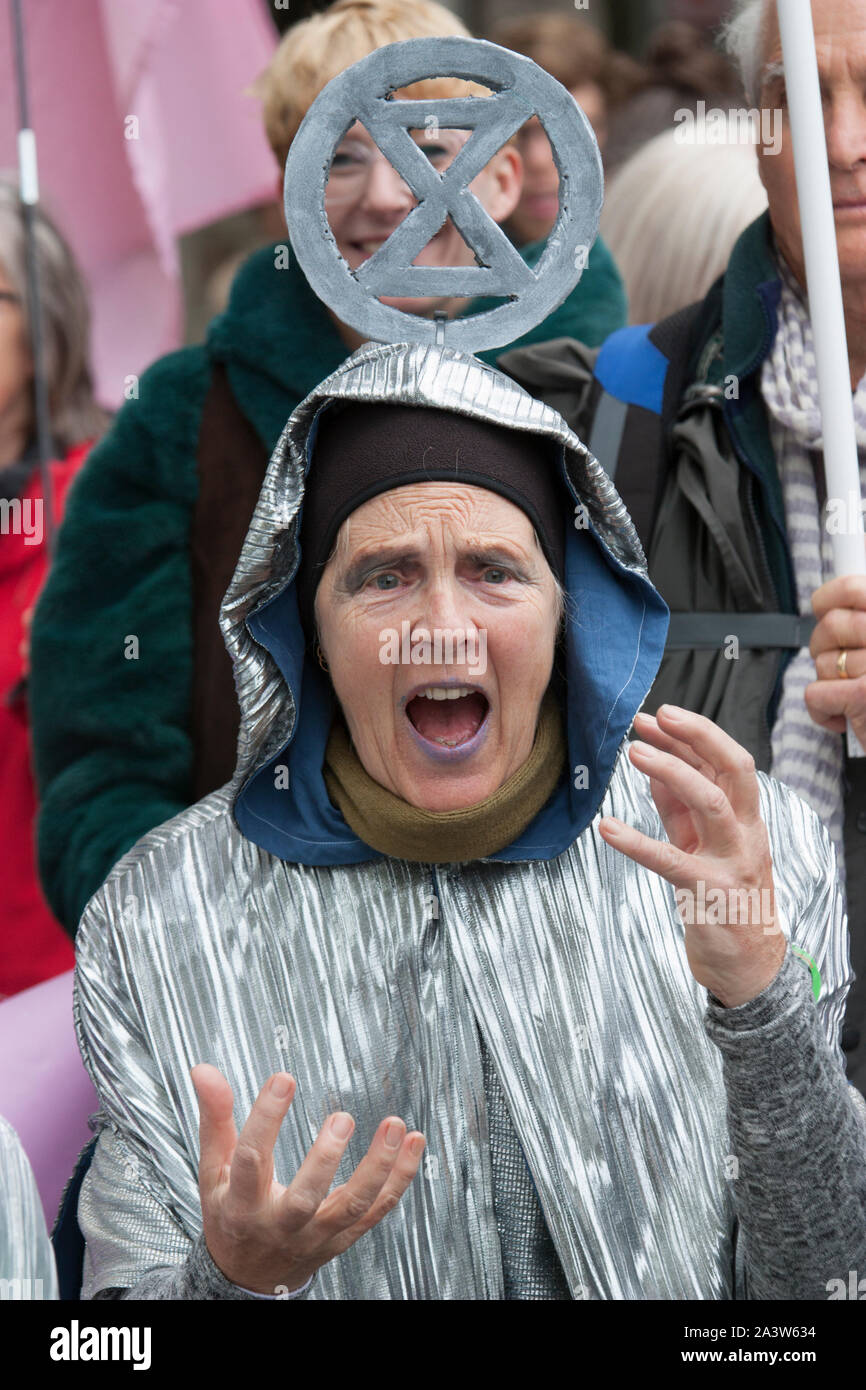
top-left (283, 36), bottom-right (604, 355)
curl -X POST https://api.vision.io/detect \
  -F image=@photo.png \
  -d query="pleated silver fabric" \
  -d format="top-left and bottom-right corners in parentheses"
top-left (74, 754), bottom-right (848, 1300)
top-left (479, 1033), bottom-right (571, 1299)
top-left (0, 1115), bottom-right (58, 1299)
top-left (73, 341), bottom-right (851, 1300)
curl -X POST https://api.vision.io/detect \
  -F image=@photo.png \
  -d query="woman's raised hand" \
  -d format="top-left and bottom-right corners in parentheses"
top-left (599, 705), bottom-right (787, 1008)
top-left (192, 1063), bottom-right (425, 1295)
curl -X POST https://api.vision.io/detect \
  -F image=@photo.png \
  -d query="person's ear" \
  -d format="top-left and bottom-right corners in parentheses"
top-left (479, 145), bottom-right (523, 225)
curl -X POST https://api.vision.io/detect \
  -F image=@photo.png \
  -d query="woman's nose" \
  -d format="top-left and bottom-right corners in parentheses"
top-left (414, 579), bottom-right (476, 636)
top-left (358, 157), bottom-right (415, 216)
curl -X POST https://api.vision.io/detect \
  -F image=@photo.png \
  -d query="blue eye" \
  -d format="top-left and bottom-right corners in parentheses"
top-left (373, 573), bottom-right (399, 590)
top-left (483, 568), bottom-right (508, 584)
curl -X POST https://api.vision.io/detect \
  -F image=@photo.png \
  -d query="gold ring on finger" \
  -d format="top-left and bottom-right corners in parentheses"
top-left (837, 649), bottom-right (850, 679)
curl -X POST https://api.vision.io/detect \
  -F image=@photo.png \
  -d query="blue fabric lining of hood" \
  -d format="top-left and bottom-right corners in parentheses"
top-left (234, 443), bottom-right (669, 865)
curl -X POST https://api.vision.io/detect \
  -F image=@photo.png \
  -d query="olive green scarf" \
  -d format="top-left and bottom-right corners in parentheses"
top-left (323, 688), bottom-right (566, 863)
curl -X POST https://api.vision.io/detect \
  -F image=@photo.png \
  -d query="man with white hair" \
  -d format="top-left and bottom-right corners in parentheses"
top-left (502, 0), bottom-right (866, 1094)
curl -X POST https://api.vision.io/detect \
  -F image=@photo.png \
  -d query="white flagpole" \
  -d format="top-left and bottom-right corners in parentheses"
top-left (777, 0), bottom-right (866, 757)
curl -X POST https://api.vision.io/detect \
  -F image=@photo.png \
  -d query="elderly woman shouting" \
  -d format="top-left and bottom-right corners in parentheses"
top-left (73, 342), bottom-right (866, 1301)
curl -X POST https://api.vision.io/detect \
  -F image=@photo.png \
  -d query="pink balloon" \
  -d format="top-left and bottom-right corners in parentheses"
top-left (0, 971), bottom-right (97, 1230)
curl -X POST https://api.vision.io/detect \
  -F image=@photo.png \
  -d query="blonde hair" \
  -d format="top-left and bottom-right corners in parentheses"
top-left (253, 0), bottom-right (483, 171)
top-left (600, 128), bottom-right (768, 325)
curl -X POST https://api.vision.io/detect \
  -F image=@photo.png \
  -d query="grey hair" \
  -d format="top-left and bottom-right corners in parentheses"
top-left (0, 174), bottom-right (110, 454)
top-left (600, 128), bottom-right (768, 324)
top-left (550, 570), bottom-right (568, 635)
top-left (719, 0), bottom-right (771, 106)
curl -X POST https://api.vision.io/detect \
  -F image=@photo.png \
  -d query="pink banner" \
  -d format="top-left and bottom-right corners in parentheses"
top-left (0, 0), bottom-right (280, 406)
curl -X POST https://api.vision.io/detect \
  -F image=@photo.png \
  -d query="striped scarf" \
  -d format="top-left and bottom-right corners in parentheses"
top-left (761, 256), bottom-right (866, 888)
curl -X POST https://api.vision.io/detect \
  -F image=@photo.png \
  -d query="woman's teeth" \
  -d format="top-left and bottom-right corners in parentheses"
top-left (406, 688), bottom-right (489, 749)
top-left (417, 686), bottom-right (474, 701)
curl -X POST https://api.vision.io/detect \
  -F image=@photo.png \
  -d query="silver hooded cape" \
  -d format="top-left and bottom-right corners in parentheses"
top-left (73, 344), bottom-right (851, 1300)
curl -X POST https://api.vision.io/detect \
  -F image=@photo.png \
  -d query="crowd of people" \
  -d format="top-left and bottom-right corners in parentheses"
top-left (2, 0), bottom-right (866, 1305)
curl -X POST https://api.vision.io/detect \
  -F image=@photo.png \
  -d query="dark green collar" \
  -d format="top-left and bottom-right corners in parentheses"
top-left (203, 233), bottom-right (624, 460)
top-left (207, 242), bottom-right (348, 395)
top-left (722, 211), bottom-right (782, 382)
top-left (205, 246), bottom-right (349, 452)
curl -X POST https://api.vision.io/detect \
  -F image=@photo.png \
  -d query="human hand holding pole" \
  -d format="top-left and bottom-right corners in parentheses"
top-left (806, 574), bottom-right (866, 748)
top-left (778, 0), bottom-right (866, 756)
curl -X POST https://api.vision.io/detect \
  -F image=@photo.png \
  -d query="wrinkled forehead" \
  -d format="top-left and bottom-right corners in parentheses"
top-left (330, 482), bottom-right (540, 554)
top-left (760, 0), bottom-right (866, 82)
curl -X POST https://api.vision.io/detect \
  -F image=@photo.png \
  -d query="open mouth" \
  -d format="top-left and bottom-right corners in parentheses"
top-left (405, 685), bottom-right (489, 749)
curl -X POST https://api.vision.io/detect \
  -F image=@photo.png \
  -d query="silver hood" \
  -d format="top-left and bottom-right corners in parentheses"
top-left (218, 341), bottom-right (669, 865)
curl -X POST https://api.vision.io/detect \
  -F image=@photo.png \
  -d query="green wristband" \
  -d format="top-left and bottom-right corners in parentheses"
top-left (790, 944), bottom-right (822, 1002)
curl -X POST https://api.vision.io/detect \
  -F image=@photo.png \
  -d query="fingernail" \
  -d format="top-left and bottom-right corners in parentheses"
top-left (410, 1135), bottom-right (426, 1158)
top-left (385, 1120), bottom-right (404, 1149)
top-left (270, 1073), bottom-right (293, 1100)
top-left (659, 705), bottom-right (683, 720)
top-left (600, 816), bottom-right (622, 836)
top-left (330, 1112), bottom-right (353, 1139)
top-left (631, 741), bottom-right (656, 758)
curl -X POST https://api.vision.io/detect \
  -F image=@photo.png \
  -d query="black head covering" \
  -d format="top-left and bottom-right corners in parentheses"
top-left (296, 402), bottom-right (566, 641)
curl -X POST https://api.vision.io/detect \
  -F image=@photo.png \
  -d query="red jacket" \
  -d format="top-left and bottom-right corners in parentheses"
top-left (0, 443), bottom-right (90, 997)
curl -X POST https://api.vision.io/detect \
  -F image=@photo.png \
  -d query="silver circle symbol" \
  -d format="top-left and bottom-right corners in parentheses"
top-left (283, 36), bottom-right (603, 354)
